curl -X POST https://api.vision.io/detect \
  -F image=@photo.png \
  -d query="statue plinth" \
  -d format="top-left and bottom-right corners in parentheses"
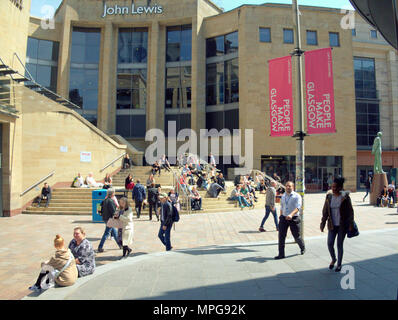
top-left (370, 173), bottom-right (388, 205)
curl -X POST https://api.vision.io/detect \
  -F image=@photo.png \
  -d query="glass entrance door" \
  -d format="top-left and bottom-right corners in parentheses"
top-left (319, 167), bottom-right (341, 191)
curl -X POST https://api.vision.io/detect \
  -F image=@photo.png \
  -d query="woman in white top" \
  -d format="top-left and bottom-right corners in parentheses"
top-left (321, 177), bottom-right (354, 272)
top-left (86, 173), bottom-right (104, 188)
top-left (117, 197), bottom-right (134, 258)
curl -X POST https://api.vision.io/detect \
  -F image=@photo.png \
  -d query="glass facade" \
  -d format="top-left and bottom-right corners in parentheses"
top-left (206, 31), bottom-right (239, 131)
top-left (261, 156), bottom-right (343, 192)
top-left (69, 27), bottom-right (101, 126)
top-left (165, 25), bottom-right (192, 134)
top-left (354, 57), bottom-right (379, 148)
top-left (165, 66), bottom-right (191, 109)
top-left (25, 37), bottom-right (59, 92)
top-left (166, 25), bottom-right (192, 62)
top-left (116, 28), bottom-right (148, 138)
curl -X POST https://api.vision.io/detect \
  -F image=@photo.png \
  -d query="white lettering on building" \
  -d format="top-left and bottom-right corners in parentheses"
top-left (102, 3), bottom-right (164, 18)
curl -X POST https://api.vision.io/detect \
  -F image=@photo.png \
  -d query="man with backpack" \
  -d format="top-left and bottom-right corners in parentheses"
top-left (98, 188), bottom-right (121, 253)
top-left (158, 193), bottom-right (177, 251)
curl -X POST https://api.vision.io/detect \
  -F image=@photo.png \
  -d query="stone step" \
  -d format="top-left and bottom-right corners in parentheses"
top-left (31, 202), bottom-right (92, 208)
top-left (26, 206), bottom-right (91, 212)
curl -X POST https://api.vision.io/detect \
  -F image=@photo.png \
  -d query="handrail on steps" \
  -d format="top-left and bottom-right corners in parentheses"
top-left (20, 171), bottom-right (55, 197)
top-left (171, 168), bottom-right (192, 214)
top-left (100, 153), bottom-right (127, 173)
top-left (251, 169), bottom-right (286, 191)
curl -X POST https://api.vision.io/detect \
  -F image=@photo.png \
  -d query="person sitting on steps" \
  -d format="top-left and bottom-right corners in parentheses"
top-left (38, 182), bottom-right (52, 208)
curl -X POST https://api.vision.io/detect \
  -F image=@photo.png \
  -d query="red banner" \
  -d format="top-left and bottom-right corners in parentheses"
top-left (268, 56), bottom-right (294, 137)
top-left (304, 48), bottom-right (336, 134)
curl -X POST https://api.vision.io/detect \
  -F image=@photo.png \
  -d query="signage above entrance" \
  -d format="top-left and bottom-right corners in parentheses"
top-left (102, 3), bottom-right (164, 18)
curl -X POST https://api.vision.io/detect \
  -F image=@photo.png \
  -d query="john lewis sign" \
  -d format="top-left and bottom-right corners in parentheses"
top-left (102, 3), bottom-right (164, 18)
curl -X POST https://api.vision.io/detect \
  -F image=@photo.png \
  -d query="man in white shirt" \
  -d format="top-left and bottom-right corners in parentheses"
top-left (275, 181), bottom-right (305, 259)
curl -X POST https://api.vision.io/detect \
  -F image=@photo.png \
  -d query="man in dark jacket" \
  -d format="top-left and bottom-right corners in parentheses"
top-left (147, 183), bottom-right (159, 221)
top-left (38, 183), bottom-right (52, 207)
top-left (216, 173), bottom-right (226, 192)
top-left (158, 193), bottom-right (173, 251)
top-left (132, 179), bottom-right (146, 218)
top-left (98, 188), bottom-right (121, 253)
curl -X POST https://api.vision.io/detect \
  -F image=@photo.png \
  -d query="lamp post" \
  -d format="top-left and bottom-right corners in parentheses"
top-left (292, 0), bottom-right (307, 240)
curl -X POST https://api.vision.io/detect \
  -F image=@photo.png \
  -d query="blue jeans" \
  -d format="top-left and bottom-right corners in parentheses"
top-left (230, 196), bottom-right (250, 207)
top-left (261, 206), bottom-right (279, 229)
top-left (158, 223), bottom-right (172, 251)
top-left (98, 226), bottom-right (119, 249)
top-left (327, 225), bottom-right (347, 266)
top-left (202, 180), bottom-right (208, 190)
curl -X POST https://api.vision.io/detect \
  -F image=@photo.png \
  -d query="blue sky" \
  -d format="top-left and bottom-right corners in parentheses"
top-left (30, 0), bottom-right (354, 17)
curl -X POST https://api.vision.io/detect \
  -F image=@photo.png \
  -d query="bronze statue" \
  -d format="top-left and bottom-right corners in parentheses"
top-left (371, 132), bottom-right (385, 174)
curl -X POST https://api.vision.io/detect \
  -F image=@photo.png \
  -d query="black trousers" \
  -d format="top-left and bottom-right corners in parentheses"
top-left (135, 200), bottom-right (143, 218)
top-left (149, 202), bottom-right (158, 220)
top-left (278, 215), bottom-right (305, 256)
top-left (34, 271), bottom-right (50, 288)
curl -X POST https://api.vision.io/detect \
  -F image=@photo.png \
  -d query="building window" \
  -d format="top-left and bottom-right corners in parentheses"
top-left (370, 30), bottom-right (378, 39)
top-left (165, 66), bottom-right (191, 109)
top-left (166, 25), bottom-right (192, 62)
top-left (354, 57), bottom-right (377, 99)
top-left (165, 113), bottom-right (192, 136)
top-left (69, 27), bottom-right (101, 126)
top-left (25, 37), bottom-right (59, 92)
top-left (354, 57), bottom-right (379, 148)
top-left (329, 32), bottom-right (340, 47)
top-left (116, 28), bottom-right (148, 138)
top-left (206, 31), bottom-right (238, 58)
top-left (206, 59), bottom-right (239, 105)
top-left (306, 30), bottom-right (318, 45)
top-left (165, 25), bottom-right (192, 132)
top-left (118, 28), bottom-right (148, 64)
top-left (356, 102), bottom-right (380, 147)
top-left (283, 29), bottom-right (294, 44)
top-left (206, 32), bottom-right (239, 131)
top-left (259, 27), bottom-right (271, 43)
top-left (352, 28), bottom-right (356, 37)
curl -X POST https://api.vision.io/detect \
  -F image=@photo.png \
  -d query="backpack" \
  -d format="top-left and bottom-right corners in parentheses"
top-left (172, 203), bottom-right (180, 223)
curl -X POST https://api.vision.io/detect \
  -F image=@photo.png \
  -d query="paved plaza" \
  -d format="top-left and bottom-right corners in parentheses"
top-left (0, 192), bottom-right (397, 300)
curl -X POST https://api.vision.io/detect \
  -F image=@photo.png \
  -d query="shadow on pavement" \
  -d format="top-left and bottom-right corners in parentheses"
top-left (141, 253), bottom-right (398, 300)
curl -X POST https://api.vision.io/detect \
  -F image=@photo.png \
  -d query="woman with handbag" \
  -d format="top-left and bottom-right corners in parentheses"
top-left (29, 235), bottom-right (77, 292)
top-left (320, 177), bottom-right (355, 272)
top-left (117, 197), bottom-right (134, 259)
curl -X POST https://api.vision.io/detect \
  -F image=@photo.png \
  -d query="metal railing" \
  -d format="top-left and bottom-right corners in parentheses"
top-left (251, 169), bottom-right (286, 191)
top-left (20, 171), bottom-right (55, 197)
top-left (171, 168), bottom-right (192, 214)
top-left (9, 53), bottom-right (81, 109)
top-left (100, 152), bottom-right (127, 173)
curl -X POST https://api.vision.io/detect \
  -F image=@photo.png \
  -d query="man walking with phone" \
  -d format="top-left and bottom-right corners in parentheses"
top-left (275, 181), bottom-right (305, 259)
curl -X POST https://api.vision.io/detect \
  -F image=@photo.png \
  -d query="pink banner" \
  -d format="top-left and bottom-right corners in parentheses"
top-left (268, 56), bottom-right (294, 137)
top-left (304, 48), bottom-right (336, 134)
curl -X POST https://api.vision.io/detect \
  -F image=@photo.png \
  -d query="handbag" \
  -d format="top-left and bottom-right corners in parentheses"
top-left (347, 221), bottom-right (359, 238)
top-left (107, 216), bottom-right (124, 229)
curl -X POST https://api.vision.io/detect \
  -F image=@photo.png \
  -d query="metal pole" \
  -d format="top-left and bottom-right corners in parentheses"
top-left (292, 0), bottom-right (306, 240)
